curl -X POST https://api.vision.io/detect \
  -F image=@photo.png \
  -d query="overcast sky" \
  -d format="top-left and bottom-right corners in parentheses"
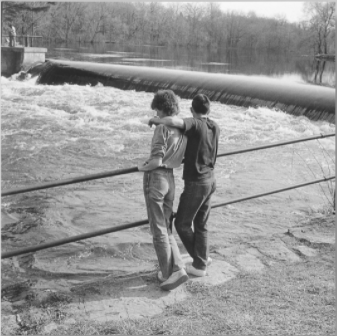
top-left (218, 2), bottom-right (305, 22)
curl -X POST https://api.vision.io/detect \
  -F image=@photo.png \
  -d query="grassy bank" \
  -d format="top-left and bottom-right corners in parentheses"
top-left (58, 251), bottom-right (334, 335)
top-left (2, 215), bottom-right (335, 336)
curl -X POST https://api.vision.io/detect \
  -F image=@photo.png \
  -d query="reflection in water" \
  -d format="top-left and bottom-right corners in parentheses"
top-left (314, 60), bottom-right (327, 85)
top-left (295, 59), bottom-right (335, 87)
top-left (45, 42), bottom-right (335, 88)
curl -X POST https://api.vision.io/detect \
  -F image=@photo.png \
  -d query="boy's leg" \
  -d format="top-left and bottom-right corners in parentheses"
top-left (167, 213), bottom-right (185, 272)
top-left (160, 172), bottom-right (189, 291)
top-left (175, 179), bottom-right (216, 271)
top-left (143, 171), bottom-right (173, 280)
top-left (174, 181), bottom-right (205, 259)
top-left (192, 180), bottom-right (216, 270)
top-left (163, 171), bottom-right (184, 273)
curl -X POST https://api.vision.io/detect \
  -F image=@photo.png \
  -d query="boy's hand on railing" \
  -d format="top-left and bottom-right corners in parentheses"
top-left (138, 161), bottom-right (148, 171)
top-left (148, 116), bottom-right (159, 128)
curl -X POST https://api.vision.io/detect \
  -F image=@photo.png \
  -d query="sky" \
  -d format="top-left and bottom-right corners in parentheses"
top-left (218, 2), bottom-right (305, 23)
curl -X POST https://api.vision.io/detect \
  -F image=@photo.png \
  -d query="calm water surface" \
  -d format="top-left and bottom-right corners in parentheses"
top-left (44, 42), bottom-right (336, 88)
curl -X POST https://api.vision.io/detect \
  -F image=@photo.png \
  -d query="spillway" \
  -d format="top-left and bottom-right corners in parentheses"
top-left (36, 60), bottom-right (335, 124)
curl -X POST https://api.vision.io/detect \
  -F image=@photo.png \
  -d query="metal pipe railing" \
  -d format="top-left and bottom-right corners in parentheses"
top-left (1, 167), bottom-right (138, 197)
top-left (2, 133), bottom-right (334, 197)
top-left (217, 133), bottom-right (335, 158)
top-left (2, 35), bottom-right (43, 47)
top-left (2, 175), bottom-right (334, 259)
top-left (212, 176), bottom-right (335, 209)
top-left (2, 219), bottom-right (148, 259)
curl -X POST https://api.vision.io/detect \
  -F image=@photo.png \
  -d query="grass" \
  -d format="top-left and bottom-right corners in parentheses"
top-left (3, 216), bottom-right (335, 336)
top-left (43, 237), bottom-right (333, 335)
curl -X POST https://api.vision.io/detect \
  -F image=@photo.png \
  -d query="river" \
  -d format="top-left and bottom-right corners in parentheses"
top-left (1, 60), bottom-right (335, 279)
top-left (43, 42), bottom-right (336, 87)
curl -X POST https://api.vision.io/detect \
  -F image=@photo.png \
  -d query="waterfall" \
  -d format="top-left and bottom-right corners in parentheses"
top-left (35, 60), bottom-right (335, 124)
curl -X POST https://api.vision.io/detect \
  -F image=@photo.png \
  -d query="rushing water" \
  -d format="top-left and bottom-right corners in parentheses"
top-left (1, 73), bottom-right (335, 278)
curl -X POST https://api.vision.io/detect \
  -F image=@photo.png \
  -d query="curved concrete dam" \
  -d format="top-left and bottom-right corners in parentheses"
top-left (36, 60), bottom-right (335, 124)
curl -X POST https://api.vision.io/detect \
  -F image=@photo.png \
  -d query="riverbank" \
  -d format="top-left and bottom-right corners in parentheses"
top-left (1, 213), bottom-right (334, 335)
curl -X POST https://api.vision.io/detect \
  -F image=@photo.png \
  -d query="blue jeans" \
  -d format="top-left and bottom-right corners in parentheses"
top-left (143, 169), bottom-right (184, 279)
top-left (175, 178), bottom-right (216, 271)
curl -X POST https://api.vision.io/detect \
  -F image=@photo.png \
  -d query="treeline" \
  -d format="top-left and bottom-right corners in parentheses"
top-left (2, 2), bottom-right (336, 54)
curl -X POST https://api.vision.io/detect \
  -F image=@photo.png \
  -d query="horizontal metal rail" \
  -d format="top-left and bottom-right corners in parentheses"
top-left (211, 176), bottom-right (335, 209)
top-left (2, 175), bottom-right (334, 259)
top-left (2, 35), bottom-right (43, 47)
top-left (2, 167), bottom-right (138, 197)
top-left (2, 219), bottom-right (148, 259)
top-left (217, 133), bottom-right (335, 158)
top-left (2, 133), bottom-right (334, 197)
top-left (2, 35), bottom-right (43, 38)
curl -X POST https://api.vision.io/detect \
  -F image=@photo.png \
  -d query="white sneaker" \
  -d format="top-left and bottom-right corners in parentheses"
top-left (160, 269), bottom-right (189, 291)
top-left (183, 257), bottom-right (212, 269)
top-left (186, 264), bottom-right (206, 277)
top-left (157, 271), bottom-right (167, 283)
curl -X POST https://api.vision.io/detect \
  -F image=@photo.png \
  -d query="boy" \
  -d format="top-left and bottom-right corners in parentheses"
top-left (138, 90), bottom-right (188, 291)
top-left (149, 94), bottom-right (220, 277)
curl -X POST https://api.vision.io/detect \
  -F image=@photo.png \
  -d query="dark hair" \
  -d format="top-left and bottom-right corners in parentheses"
top-left (151, 90), bottom-right (180, 116)
top-left (192, 94), bottom-right (210, 115)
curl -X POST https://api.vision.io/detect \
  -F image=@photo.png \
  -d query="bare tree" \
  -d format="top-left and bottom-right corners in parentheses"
top-left (223, 11), bottom-right (246, 49)
top-left (165, 3), bottom-right (188, 46)
top-left (204, 3), bottom-right (225, 47)
top-left (304, 2), bottom-right (335, 54)
top-left (1, 1), bottom-right (54, 44)
top-left (50, 2), bottom-right (86, 43)
top-left (86, 3), bottom-right (109, 43)
top-left (183, 3), bottom-right (205, 46)
top-left (134, 2), bottom-right (149, 41)
top-left (2, 1), bottom-right (318, 53)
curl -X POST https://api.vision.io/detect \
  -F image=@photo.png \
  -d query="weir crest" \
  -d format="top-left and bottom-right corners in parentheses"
top-left (34, 60), bottom-right (335, 124)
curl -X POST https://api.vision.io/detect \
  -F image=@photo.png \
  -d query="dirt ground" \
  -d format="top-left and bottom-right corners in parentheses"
top-left (1, 206), bottom-right (335, 335)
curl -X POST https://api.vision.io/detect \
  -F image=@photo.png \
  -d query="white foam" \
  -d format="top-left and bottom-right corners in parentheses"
top-left (1, 79), bottom-right (334, 164)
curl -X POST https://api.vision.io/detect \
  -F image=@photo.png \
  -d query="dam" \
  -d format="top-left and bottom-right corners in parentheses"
top-left (35, 60), bottom-right (335, 124)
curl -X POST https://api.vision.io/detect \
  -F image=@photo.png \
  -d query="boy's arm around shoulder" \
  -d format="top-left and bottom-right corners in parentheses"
top-left (149, 116), bottom-right (185, 129)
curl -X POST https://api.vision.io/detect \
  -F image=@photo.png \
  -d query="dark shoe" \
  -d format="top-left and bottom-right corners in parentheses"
top-left (160, 269), bottom-right (188, 291)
